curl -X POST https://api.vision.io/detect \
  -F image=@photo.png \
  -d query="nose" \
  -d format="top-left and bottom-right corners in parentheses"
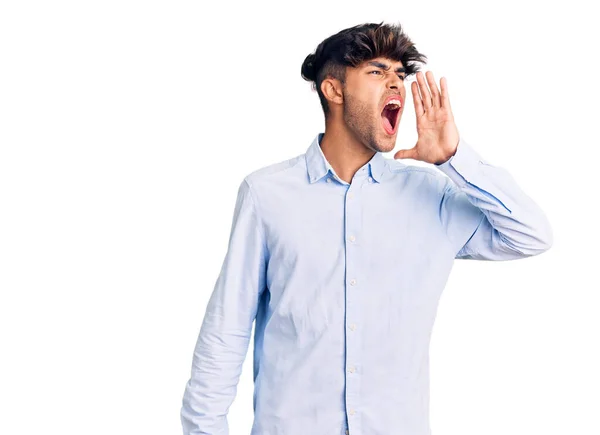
top-left (387, 73), bottom-right (404, 90)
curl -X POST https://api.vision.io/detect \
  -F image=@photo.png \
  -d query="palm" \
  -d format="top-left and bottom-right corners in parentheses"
top-left (394, 71), bottom-right (460, 165)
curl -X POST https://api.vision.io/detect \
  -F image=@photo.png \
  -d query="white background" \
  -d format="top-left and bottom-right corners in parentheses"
top-left (1, 1), bottom-right (598, 434)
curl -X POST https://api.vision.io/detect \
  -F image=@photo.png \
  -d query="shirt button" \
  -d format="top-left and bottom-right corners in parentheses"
top-left (349, 323), bottom-right (356, 331)
top-left (368, 176), bottom-right (373, 183)
top-left (345, 430), bottom-right (349, 435)
top-left (348, 192), bottom-right (354, 199)
top-left (348, 235), bottom-right (355, 242)
top-left (326, 178), bottom-right (331, 183)
top-left (350, 279), bottom-right (356, 285)
top-left (349, 409), bottom-right (356, 415)
top-left (348, 366), bottom-right (355, 373)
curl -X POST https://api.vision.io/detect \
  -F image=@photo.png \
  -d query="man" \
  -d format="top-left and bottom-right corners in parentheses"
top-left (180, 21), bottom-right (553, 435)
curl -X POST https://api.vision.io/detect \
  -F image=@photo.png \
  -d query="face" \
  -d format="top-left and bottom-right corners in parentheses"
top-left (339, 57), bottom-right (406, 153)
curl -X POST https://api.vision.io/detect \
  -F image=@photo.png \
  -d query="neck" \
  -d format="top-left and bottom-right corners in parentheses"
top-left (320, 118), bottom-right (376, 184)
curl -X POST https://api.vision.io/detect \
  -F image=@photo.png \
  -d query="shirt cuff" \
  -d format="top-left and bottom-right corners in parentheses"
top-left (434, 136), bottom-right (488, 188)
top-left (434, 136), bottom-right (514, 213)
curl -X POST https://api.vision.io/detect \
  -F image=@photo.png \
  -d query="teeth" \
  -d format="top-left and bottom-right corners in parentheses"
top-left (385, 99), bottom-right (401, 110)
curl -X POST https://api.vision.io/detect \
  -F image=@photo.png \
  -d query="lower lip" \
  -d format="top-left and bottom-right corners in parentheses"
top-left (381, 108), bottom-right (400, 135)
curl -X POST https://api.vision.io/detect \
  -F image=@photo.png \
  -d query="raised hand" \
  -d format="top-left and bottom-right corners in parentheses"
top-left (393, 71), bottom-right (460, 165)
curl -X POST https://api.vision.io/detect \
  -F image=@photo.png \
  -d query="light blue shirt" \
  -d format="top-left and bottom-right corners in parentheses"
top-left (180, 132), bottom-right (553, 435)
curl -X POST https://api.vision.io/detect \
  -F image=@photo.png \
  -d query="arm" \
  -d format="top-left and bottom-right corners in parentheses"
top-left (392, 70), bottom-right (552, 260)
top-left (180, 178), bottom-right (268, 434)
top-left (435, 137), bottom-right (553, 260)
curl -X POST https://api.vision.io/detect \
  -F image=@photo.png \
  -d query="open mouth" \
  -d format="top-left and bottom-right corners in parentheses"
top-left (381, 102), bottom-right (401, 135)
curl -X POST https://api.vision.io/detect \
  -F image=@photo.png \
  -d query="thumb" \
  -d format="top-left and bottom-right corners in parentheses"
top-left (394, 146), bottom-right (419, 160)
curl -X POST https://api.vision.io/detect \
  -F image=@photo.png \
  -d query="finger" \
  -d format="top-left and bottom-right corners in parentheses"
top-left (425, 71), bottom-right (441, 109)
top-left (394, 146), bottom-right (419, 160)
top-left (440, 76), bottom-right (451, 111)
top-left (416, 71), bottom-right (432, 110)
top-left (411, 81), bottom-right (424, 118)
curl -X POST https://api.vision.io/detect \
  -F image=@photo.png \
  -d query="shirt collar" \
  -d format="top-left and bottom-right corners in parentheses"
top-left (305, 132), bottom-right (386, 184)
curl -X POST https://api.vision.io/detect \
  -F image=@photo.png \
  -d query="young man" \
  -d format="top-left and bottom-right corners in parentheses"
top-left (180, 21), bottom-right (553, 435)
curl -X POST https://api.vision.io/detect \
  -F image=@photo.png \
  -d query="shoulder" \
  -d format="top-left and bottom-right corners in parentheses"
top-left (241, 153), bottom-right (304, 187)
top-left (384, 157), bottom-right (451, 191)
top-left (233, 153), bottom-right (305, 203)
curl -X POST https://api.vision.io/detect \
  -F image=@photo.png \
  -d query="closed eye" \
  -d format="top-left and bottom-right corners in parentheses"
top-left (369, 71), bottom-right (405, 80)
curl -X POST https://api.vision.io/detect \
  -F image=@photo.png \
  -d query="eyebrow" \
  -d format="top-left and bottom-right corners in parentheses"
top-left (366, 61), bottom-right (406, 74)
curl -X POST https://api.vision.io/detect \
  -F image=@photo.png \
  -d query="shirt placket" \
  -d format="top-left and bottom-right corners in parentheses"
top-left (343, 166), bottom-right (369, 435)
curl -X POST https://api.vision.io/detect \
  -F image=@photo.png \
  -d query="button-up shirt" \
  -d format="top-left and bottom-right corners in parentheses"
top-left (180, 132), bottom-right (553, 435)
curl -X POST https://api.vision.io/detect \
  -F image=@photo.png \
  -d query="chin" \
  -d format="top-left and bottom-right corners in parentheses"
top-left (379, 127), bottom-right (398, 143)
top-left (379, 138), bottom-right (397, 152)
top-left (372, 134), bottom-right (396, 153)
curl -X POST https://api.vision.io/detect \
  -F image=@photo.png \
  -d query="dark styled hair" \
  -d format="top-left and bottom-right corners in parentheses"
top-left (301, 21), bottom-right (428, 119)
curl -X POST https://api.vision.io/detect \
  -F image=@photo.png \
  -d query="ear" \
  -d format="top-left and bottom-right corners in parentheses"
top-left (320, 77), bottom-right (344, 107)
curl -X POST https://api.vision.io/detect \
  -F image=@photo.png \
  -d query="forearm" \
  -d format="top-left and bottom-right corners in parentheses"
top-left (180, 178), bottom-right (267, 434)
top-left (436, 137), bottom-right (553, 259)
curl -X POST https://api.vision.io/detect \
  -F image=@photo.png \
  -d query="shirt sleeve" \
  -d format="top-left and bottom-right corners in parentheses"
top-left (435, 137), bottom-right (553, 260)
top-left (180, 177), bottom-right (268, 434)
